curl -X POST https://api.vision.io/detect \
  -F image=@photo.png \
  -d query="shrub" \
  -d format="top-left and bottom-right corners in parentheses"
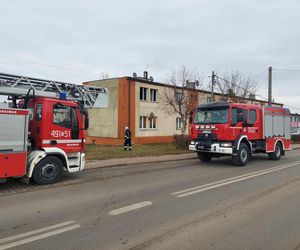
top-left (174, 134), bottom-right (191, 149)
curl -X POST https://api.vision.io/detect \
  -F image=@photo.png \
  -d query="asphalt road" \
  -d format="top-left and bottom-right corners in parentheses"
top-left (1, 150), bottom-right (300, 250)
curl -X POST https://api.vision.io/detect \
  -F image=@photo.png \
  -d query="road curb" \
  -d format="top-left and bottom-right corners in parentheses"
top-left (85, 153), bottom-right (198, 170)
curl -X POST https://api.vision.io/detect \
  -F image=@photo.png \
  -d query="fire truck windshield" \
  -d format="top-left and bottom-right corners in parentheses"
top-left (194, 108), bottom-right (229, 124)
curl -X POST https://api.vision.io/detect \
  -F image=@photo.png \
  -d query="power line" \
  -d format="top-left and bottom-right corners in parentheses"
top-left (0, 55), bottom-right (100, 76)
top-left (273, 68), bottom-right (300, 72)
top-left (252, 69), bottom-right (267, 79)
top-left (214, 74), bottom-right (268, 101)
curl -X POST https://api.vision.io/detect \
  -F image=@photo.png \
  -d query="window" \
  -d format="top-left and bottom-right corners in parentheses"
top-left (175, 92), bottom-right (183, 103)
top-left (231, 108), bottom-right (237, 125)
top-left (176, 117), bottom-right (182, 130)
top-left (249, 110), bottom-right (257, 124)
top-left (207, 96), bottom-right (212, 103)
top-left (140, 87), bottom-right (148, 101)
top-left (35, 104), bottom-right (43, 121)
top-left (139, 116), bottom-right (147, 129)
top-left (242, 109), bottom-right (248, 123)
top-left (150, 89), bottom-right (157, 102)
top-left (53, 105), bottom-right (70, 128)
top-left (149, 117), bottom-right (157, 129)
top-left (194, 108), bottom-right (229, 124)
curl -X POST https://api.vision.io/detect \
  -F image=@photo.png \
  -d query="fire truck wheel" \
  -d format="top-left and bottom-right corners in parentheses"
top-left (232, 142), bottom-right (249, 166)
top-left (32, 156), bottom-right (64, 185)
top-left (197, 152), bottom-right (212, 162)
top-left (268, 143), bottom-right (282, 160)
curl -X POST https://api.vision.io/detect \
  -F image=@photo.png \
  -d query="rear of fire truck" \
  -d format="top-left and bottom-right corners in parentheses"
top-left (189, 102), bottom-right (291, 166)
top-left (0, 108), bottom-right (29, 183)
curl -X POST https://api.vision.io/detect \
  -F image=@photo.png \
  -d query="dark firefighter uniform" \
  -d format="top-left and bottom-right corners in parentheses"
top-left (124, 127), bottom-right (132, 151)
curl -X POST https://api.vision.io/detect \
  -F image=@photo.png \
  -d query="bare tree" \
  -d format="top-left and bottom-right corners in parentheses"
top-left (214, 71), bottom-right (258, 101)
top-left (160, 65), bottom-right (203, 134)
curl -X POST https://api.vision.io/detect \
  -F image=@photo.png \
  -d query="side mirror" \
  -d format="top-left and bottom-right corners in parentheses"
top-left (80, 109), bottom-right (89, 130)
top-left (84, 114), bottom-right (89, 130)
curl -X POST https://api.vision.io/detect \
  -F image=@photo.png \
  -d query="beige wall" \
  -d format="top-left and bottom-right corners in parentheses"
top-left (85, 79), bottom-right (119, 138)
top-left (135, 82), bottom-right (185, 137)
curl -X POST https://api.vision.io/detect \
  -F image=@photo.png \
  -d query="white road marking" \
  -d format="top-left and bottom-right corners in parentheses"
top-left (171, 160), bottom-right (300, 195)
top-left (108, 201), bottom-right (152, 216)
top-left (0, 224), bottom-right (80, 250)
top-left (0, 221), bottom-right (75, 244)
top-left (172, 160), bottom-right (300, 198)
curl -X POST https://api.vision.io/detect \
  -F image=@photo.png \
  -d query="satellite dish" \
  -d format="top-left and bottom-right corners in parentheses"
top-left (133, 72), bottom-right (137, 78)
top-left (149, 76), bottom-right (153, 82)
top-left (149, 112), bottom-right (155, 119)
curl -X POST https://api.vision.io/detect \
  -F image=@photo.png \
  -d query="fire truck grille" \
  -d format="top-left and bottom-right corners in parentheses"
top-left (198, 133), bottom-right (217, 140)
top-left (196, 140), bottom-right (217, 151)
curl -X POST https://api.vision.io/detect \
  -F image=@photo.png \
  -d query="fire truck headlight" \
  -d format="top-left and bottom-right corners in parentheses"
top-left (220, 142), bottom-right (232, 148)
top-left (190, 140), bottom-right (196, 145)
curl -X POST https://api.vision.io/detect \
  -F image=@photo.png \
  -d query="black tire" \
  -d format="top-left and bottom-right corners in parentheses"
top-left (268, 143), bottom-right (282, 160)
top-left (32, 156), bottom-right (64, 185)
top-left (232, 142), bottom-right (249, 166)
top-left (197, 152), bottom-right (212, 162)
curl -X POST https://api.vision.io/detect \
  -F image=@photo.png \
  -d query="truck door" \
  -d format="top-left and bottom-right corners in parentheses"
top-left (71, 107), bottom-right (79, 139)
top-left (231, 107), bottom-right (245, 139)
top-left (246, 109), bottom-right (259, 140)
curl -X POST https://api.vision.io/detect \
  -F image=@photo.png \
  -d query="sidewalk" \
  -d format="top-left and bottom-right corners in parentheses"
top-left (86, 153), bottom-right (196, 169)
top-left (85, 144), bottom-right (300, 170)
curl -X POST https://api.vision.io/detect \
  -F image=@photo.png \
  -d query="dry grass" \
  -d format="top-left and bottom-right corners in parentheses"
top-left (85, 143), bottom-right (189, 161)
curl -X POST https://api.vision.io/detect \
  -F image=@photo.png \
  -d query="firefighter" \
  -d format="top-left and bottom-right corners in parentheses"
top-left (124, 127), bottom-right (132, 151)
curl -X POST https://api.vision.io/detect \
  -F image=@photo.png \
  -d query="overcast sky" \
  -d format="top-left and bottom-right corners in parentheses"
top-left (1, 0), bottom-right (300, 111)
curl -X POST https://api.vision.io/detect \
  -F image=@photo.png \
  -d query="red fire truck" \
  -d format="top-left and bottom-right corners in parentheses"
top-left (189, 102), bottom-right (292, 166)
top-left (0, 73), bottom-right (106, 184)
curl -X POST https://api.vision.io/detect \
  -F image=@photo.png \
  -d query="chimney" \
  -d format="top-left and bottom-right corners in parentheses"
top-left (249, 93), bottom-right (256, 100)
top-left (143, 71), bottom-right (148, 79)
top-left (186, 82), bottom-right (196, 89)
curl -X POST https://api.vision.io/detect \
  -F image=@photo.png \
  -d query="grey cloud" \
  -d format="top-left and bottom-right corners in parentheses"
top-left (0, 0), bottom-right (300, 111)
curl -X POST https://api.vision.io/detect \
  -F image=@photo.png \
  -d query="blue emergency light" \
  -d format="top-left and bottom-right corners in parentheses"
top-left (59, 92), bottom-right (67, 100)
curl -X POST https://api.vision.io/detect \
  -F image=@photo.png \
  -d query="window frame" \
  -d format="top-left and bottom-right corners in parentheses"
top-left (53, 104), bottom-right (71, 128)
top-left (35, 104), bottom-right (43, 121)
top-left (139, 116), bottom-right (147, 129)
top-left (140, 87), bottom-right (148, 101)
top-left (176, 117), bottom-right (182, 130)
top-left (149, 117), bottom-right (157, 129)
top-left (249, 109), bottom-right (257, 125)
top-left (150, 89), bottom-right (158, 102)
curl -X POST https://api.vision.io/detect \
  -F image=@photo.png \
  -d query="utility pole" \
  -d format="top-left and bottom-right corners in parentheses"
top-left (268, 66), bottom-right (272, 106)
top-left (211, 71), bottom-right (215, 102)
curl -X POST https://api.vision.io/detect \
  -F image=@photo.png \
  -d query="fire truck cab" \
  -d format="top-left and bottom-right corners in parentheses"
top-left (189, 102), bottom-right (292, 166)
top-left (0, 97), bottom-right (88, 185)
top-left (0, 72), bottom-right (105, 185)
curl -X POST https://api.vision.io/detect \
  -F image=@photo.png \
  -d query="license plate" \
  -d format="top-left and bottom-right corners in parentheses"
top-left (202, 130), bottom-right (211, 134)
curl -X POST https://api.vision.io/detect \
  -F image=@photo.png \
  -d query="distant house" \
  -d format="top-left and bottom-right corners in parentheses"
top-left (291, 113), bottom-right (300, 135)
top-left (83, 72), bottom-right (283, 145)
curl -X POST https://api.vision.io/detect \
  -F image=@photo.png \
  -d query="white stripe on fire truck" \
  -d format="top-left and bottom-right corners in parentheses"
top-left (0, 141), bottom-right (24, 146)
top-left (42, 139), bottom-right (82, 144)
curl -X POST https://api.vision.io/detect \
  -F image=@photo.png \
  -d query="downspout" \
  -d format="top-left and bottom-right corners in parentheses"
top-left (128, 79), bottom-right (131, 130)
